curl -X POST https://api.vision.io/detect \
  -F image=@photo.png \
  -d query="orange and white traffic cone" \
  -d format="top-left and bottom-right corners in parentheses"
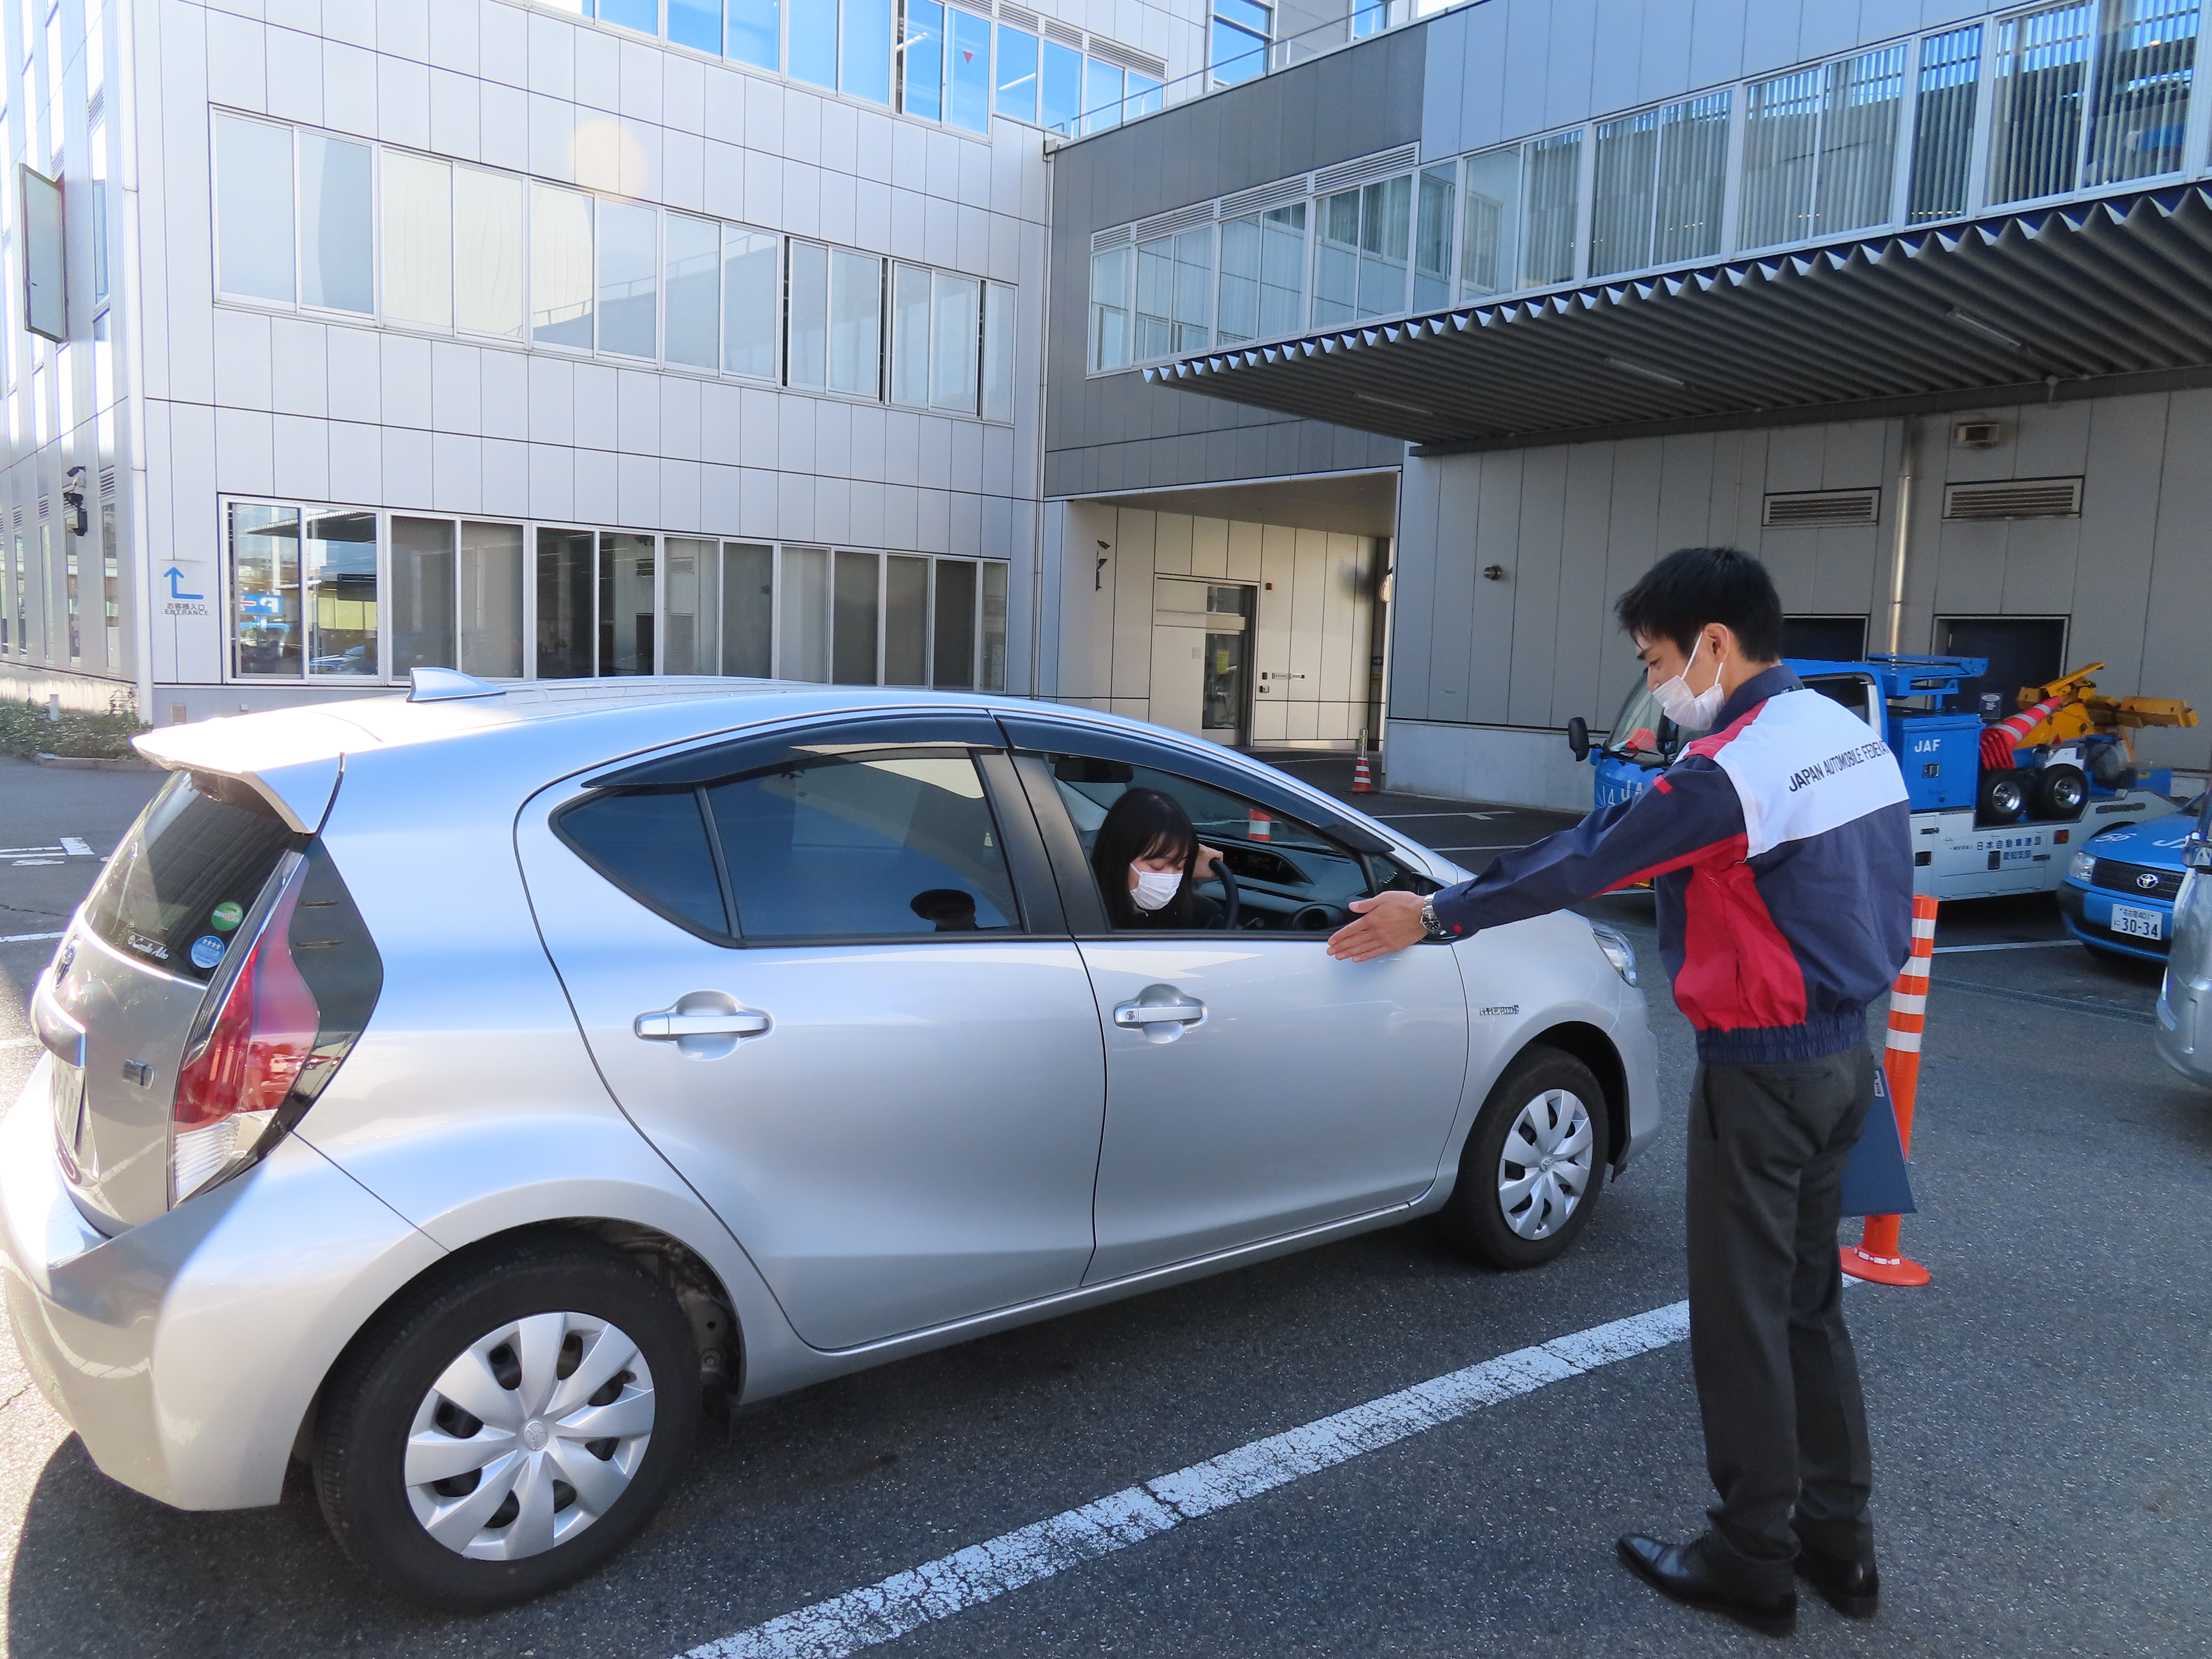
top-left (1351, 749), bottom-right (1376, 794)
top-left (1842, 894), bottom-right (1937, 1286)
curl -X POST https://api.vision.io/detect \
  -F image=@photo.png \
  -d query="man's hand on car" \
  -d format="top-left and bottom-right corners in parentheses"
top-left (1327, 889), bottom-right (1430, 961)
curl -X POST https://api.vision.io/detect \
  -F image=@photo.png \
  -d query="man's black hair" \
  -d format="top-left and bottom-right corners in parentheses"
top-left (1615, 546), bottom-right (1784, 662)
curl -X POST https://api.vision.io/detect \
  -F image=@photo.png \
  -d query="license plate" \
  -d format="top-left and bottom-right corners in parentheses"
top-left (2111, 904), bottom-right (2164, 941)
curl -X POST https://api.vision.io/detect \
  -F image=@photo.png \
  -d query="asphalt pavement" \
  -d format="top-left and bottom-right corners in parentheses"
top-left (0, 748), bottom-right (2205, 1658)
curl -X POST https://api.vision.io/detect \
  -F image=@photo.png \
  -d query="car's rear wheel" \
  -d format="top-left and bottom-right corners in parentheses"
top-left (314, 1233), bottom-right (699, 1611)
top-left (1437, 1046), bottom-right (1610, 1269)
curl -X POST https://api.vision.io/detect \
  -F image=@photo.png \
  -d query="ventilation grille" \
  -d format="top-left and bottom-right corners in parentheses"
top-left (996, 1), bottom-right (1038, 25)
top-left (1220, 176), bottom-right (1310, 218)
top-left (99, 467), bottom-right (116, 497)
top-left (1090, 225), bottom-right (1131, 252)
top-left (1312, 146), bottom-right (1421, 195)
top-left (1132, 202), bottom-right (1216, 241)
top-left (1762, 488), bottom-right (1880, 529)
top-left (1089, 39), bottom-right (1165, 76)
top-left (1942, 477), bottom-right (2083, 520)
top-left (1042, 18), bottom-right (1083, 46)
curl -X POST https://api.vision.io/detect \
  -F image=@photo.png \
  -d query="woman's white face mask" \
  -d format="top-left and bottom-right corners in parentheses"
top-left (1130, 868), bottom-right (1184, 911)
top-left (1653, 632), bottom-right (1729, 733)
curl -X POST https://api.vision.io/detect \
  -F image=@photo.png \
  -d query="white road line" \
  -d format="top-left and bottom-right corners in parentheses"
top-left (1930, 940), bottom-right (2078, 954)
top-left (0, 931), bottom-right (64, 944)
top-left (58, 837), bottom-right (92, 855)
top-left (677, 1300), bottom-right (1690, 1659)
top-left (0, 1036), bottom-right (35, 1049)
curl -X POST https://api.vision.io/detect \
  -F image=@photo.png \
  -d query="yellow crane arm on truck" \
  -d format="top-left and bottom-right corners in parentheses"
top-left (2011, 662), bottom-right (2199, 757)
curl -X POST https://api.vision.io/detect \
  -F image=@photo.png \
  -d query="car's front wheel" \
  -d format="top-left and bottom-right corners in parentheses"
top-left (1437, 1046), bottom-right (1610, 1269)
top-left (314, 1232), bottom-right (700, 1611)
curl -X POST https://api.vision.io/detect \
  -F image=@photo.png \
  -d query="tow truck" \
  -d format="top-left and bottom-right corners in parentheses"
top-left (1566, 655), bottom-right (2195, 901)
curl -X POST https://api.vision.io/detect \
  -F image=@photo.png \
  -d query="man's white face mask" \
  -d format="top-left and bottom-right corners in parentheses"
top-left (1130, 868), bottom-right (1183, 911)
top-left (1653, 632), bottom-right (1729, 733)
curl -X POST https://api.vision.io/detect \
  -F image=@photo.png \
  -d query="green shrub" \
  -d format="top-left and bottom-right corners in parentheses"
top-left (0, 693), bottom-right (150, 760)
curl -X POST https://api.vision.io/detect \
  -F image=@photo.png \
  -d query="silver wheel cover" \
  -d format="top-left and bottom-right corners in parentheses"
top-left (404, 1311), bottom-right (656, 1560)
top-left (1496, 1087), bottom-right (1595, 1241)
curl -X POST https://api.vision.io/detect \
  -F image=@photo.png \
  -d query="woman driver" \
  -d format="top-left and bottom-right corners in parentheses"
top-left (1089, 789), bottom-right (1229, 929)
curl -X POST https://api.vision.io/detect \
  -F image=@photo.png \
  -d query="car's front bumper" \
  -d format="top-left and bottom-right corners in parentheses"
top-left (0, 1059), bottom-right (443, 1509)
top-left (2057, 879), bottom-right (2173, 962)
top-left (2157, 972), bottom-right (2212, 1088)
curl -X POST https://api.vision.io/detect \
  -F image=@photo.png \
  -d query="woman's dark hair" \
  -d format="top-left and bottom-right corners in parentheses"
top-left (1091, 788), bottom-right (1200, 926)
top-left (1615, 546), bottom-right (1784, 662)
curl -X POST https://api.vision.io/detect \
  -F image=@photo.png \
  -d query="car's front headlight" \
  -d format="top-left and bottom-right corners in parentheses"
top-left (2068, 847), bottom-right (2097, 883)
top-left (1589, 921), bottom-right (1639, 986)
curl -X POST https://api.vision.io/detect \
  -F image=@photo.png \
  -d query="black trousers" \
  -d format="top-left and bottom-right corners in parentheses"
top-left (1685, 1046), bottom-right (1878, 1593)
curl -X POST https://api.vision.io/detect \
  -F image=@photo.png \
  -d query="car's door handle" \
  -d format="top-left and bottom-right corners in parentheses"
top-left (634, 1008), bottom-right (772, 1039)
top-left (1112, 1002), bottom-right (1204, 1027)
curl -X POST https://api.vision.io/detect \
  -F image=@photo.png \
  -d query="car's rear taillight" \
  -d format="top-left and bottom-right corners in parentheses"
top-left (171, 876), bottom-right (321, 1202)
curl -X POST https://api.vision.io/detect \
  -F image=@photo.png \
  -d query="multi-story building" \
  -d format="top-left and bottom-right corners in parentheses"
top-left (13, 0), bottom-right (2212, 806)
top-left (0, 0), bottom-right (1194, 724)
top-left (1044, 0), bottom-right (2212, 800)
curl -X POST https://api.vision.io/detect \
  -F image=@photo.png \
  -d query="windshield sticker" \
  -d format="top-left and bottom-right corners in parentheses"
top-left (127, 931), bottom-right (170, 961)
top-left (210, 901), bottom-right (244, 932)
top-left (189, 935), bottom-right (226, 970)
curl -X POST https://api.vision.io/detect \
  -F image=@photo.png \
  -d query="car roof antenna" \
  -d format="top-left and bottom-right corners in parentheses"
top-left (406, 666), bottom-right (508, 703)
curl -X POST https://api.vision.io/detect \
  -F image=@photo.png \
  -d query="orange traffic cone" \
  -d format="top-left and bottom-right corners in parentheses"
top-left (1842, 894), bottom-right (1937, 1286)
top-left (1351, 750), bottom-right (1376, 794)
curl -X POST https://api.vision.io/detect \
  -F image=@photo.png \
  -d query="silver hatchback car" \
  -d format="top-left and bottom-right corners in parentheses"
top-left (5, 678), bottom-right (1657, 1609)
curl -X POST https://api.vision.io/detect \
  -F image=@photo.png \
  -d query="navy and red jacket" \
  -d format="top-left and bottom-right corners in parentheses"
top-left (1431, 665), bottom-right (1913, 1064)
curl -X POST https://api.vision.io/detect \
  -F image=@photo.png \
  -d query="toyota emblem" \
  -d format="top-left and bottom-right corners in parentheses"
top-left (2136, 871), bottom-right (2162, 890)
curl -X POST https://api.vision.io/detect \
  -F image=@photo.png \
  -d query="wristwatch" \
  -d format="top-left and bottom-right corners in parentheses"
top-left (1419, 897), bottom-right (1450, 940)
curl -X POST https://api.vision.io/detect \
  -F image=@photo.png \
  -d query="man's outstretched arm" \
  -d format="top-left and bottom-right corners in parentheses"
top-left (1325, 760), bottom-right (1746, 962)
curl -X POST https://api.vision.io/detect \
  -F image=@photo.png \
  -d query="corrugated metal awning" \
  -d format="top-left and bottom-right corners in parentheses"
top-left (1141, 185), bottom-right (2212, 451)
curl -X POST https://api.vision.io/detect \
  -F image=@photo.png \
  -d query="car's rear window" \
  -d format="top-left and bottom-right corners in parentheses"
top-left (84, 771), bottom-right (304, 981)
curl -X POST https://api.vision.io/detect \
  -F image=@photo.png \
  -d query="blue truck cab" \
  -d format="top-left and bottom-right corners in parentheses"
top-left (1571, 655), bottom-right (2182, 901)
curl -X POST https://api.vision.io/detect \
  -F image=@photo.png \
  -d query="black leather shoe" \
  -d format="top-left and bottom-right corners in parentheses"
top-left (1795, 1543), bottom-right (1879, 1617)
top-left (1616, 1534), bottom-right (1796, 1638)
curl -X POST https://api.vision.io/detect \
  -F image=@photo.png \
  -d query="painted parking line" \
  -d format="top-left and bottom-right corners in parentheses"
top-left (1930, 940), bottom-right (2077, 954)
top-left (0, 931), bottom-right (64, 945)
top-left (0, 1036), bottom-right (35, 1050)
top-left (677, 1300), bottom-right (1692, 1659)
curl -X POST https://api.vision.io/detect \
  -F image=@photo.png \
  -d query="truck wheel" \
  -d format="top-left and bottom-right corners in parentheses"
top-left (1976, 771), bottom-right (2027, 825)
top-left (314, 1232), bottom-right (700, 1612)
top-left (1437, 1047), bottom-right (1610, 1270)
top-left (2031, 763), bottom-right (2088, 821)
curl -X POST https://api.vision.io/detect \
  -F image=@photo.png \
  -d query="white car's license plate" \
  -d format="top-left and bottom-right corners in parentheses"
top-left (2111, 903), bottom-right (2164, 941)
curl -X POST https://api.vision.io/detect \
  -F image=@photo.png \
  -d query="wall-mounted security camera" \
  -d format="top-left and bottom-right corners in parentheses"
top-left (1481, 564), bottom-right (1508, 582)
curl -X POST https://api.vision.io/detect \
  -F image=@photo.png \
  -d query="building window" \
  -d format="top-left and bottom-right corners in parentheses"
top-left (1909, 24), bottom-right (1984, 221)
top-left (1589, 93), bottom-right (1730, 278)
top-left (1520, 130), bottom-right (1583, 285)
top-left (227, 502), bottom-right (379, 680)
top-left (995, 23), bottom-right (1038, 120)
top-left (949, 8), bottom-right (992, 131)
top-left (1042, 38), bottom-right (1083, 135)
top-left (213, 114), bottom-right (296, 304)
top-left (728, 0), bottom-right (781, 70)
top-left (1088, 245), bottom-right (1133, 370)
top-left (1217, 203), bottom-right (1306, 343)
top-left (1135, 229), bottom-right (1212, 356)
top-left (213, 120), bottom-right (1009, 419)
top-left (902, 0), bottom-right (946, 120)
top-left (1212, 0), bottom-right (1269, 85)
top-left (1740, 46), bottom-right (1906, 250)
top-left (531, 184), bottom-right (597, 349)
top-left (1314, 175), bottom-right (1412, 327)
top-left (1084, 56), bottom-right (1123, 132)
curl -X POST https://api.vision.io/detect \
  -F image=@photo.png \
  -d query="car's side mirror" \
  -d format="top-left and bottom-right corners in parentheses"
top-left (1566, 716), bottom-right (1590, 762)
top-left (2184, 836), bottom-right (2212, 872)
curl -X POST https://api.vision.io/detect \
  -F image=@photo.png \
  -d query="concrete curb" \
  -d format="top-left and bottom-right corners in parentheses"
top-left (31, 752), bottom-right (158, 772)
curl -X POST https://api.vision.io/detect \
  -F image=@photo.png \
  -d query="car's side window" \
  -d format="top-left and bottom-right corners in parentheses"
top-left (556, 787), bottom-right (730, 937)
top-left (705, 749), bottom-right (1021, 939)
top-left (1041, 750), bottom-right (1374, 934)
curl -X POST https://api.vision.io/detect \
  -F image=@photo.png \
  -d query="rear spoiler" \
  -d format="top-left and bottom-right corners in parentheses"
top-left (132, 708), bottom-right (381, 834)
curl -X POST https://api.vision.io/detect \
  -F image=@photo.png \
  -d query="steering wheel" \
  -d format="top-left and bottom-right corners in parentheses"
top-left (1213, 856), bottom-right (1241, 931)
